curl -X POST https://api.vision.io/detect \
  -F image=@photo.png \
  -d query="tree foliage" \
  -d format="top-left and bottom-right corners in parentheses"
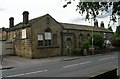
top-left (112, 25), bottom-right (120, 47)
top-left (108, 26), bottom-right (113, 32)
top-left (90, 33), bottom-right (104, 49)
top-left (116, 25), bottom-right (120, 36)
top-left (63, 1), bottom-right (120, 24)
top-left (81, 38), bottom-right (90, 49)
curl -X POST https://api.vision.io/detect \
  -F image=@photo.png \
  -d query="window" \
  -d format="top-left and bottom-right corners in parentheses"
top-left (45, 32), bottom-right (52, 46)
top-left (79, 33), bottom-right (83, 47)
top-left (53, 34), bottom-right (58, 46)
top-left (38, 33), bottom-right (43, 46)
top-left (22, 29), bottom-right (26, 39)
top-left (87, 33), bottom-right (90, 37)
top-left (103, 33), bottom-right (106, 38)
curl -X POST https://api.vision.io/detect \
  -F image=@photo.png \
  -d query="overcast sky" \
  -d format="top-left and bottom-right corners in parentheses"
top-left (0, 0), bottom-right (118, 31)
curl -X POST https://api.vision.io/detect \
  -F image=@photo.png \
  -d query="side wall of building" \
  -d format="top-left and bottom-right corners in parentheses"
top-left (31, 15), bottom-right (62, 58)
top-left (62, 29), bottom-right (113, 55)
top-left (7, 27), bottom-right (32, 58)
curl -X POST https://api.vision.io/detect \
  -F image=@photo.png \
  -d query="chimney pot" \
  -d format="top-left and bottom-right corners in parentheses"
top-left (94, 19), bottom-right (98, 27)
top-left (9, 17), bottom-right (14, 28)
top-left (100, 21), bottom-right (104, 28)
top-left (22, 11), bottom-right (29, 24)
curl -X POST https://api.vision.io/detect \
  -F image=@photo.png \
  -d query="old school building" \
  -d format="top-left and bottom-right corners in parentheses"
top-left (6, 11), bottom-right (113, 58)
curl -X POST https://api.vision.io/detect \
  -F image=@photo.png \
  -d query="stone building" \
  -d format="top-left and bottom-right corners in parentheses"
top-left (6, 11), bottom-right (113, 58)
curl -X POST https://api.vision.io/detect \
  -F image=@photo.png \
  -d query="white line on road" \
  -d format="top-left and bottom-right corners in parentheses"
top-left (63, 61), bottom-right (92, 68)
top-left (63, 64), bottom-right (78, 68)
top-left (79, 61), bottom-right (92, 65)
top-left (99, 57), bottom-right (115, 61)
top-left (6, 70), bottom-right (48, 77)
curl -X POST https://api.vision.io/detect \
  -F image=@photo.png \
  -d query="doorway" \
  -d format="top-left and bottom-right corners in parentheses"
top-left (66, 38), bottom-right (72, 55)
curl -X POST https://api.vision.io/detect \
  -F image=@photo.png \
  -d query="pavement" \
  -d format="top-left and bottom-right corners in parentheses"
top-left (0, 51), bottom-right (118, 70)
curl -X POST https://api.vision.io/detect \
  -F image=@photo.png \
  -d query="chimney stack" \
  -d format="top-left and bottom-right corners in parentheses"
top-left (94, 19), bottom-right (98, 27)
top-left (100, 21), bottom-right (104, 28)
top-left (22, 11), bottom-right (29, 24)
top-left (9, 17), bottom-right (14, 28)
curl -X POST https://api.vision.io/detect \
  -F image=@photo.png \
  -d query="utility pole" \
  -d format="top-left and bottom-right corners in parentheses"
top-left (91, 16), bottom-right (94, 55)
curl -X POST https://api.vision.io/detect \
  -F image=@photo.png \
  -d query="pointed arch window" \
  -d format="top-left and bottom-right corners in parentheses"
top-left (45, 28), bottom-right (52, 46)
top-left (87, 33), bottom-right (90, 37)
top-left (79, 33), bottom-right (83, 48)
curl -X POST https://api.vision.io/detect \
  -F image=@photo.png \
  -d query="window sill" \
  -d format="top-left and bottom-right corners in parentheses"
top-left (37, 46), bottom-right (59, 49)
top-left (21, 38), bottom-right (27, 40)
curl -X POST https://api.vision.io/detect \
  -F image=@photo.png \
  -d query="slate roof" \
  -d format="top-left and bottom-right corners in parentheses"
top-left (7, 14), bottom-right (48, 31)
top-left (61, 23), bottom-right (113, 33)
top-left (7, 14), bottom-right (113, 33)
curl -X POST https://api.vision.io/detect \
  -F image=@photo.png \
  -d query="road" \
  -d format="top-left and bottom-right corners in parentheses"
top-left (2, 52), bottom-right (118, 78)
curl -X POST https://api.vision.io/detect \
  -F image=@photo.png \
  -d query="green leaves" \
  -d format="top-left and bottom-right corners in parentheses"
top-left (90, 33), bottom-right (104, 49)
top-left (63, 4), bottom-right (67, 8)
top-left (112, 25), bottom-right (120, 47)
top-left (63, 1), bottom-right (120, 23)
top-left (63, 0), bottom-right (73, 8)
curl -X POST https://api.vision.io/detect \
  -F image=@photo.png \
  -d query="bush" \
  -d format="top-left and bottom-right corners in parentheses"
top-left (81, 38), bottom-right (90, 49)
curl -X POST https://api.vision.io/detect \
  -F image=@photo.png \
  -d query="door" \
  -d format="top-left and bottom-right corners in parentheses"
top-left (66, 38), bottom-right (72, 55)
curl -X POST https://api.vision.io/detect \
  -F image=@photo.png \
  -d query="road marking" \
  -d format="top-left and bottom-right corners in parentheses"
top-left (99, 57), bottom-right (115, 61)
top-left (6, 70), bottom-right (47, 77)
top-left (63, 61), bottom-right (92, 68)
top-left (63, 64), bottom-right (78, 68)
top-left (111, 57), bottom-right (115, 58)
top-left (79, 61), bottom-right (91, 65)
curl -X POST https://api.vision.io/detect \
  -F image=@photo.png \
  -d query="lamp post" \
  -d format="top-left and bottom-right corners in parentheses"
top-left (91, 16), bottom-right (94, 55)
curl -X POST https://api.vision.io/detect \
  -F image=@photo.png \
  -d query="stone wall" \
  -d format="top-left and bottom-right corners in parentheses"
top-left (7, 27), bottom-right (32, 58)
top-left (62, 29), bottom-right (113, 55)
top-left (14, 27), bottom-right (32, 58)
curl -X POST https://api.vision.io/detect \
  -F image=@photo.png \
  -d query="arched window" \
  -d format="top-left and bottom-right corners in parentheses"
top-left (79, 33), bottom-right (83, 47)
top-left (45, 28), bottom-right (52, 46)
top-left (79, 33), bottom-right (83, 39)
top-left (87, 33), bottom-right (90, 37)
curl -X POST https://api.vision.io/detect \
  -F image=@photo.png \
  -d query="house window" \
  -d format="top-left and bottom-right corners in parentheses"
top-left (45, 32), bottom-right (52, 46)
top-left (103, 33), bottom-right (106, 38)
top-left (79, 33), bottom-right (83, 48)
top-left (53, 34), bottom-right (58, 46)
top-left (38, 33), bottom-right (43, 46)
top-left (22, 29), bottom-right (26, 39)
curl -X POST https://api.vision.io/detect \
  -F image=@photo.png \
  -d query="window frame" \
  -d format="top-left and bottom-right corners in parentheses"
top-left (45, 32), bottom-right (52, 46)
top-left (22, 29), bottom-right (26, 39)
top-left (38, 33), bottom-right (44, 47)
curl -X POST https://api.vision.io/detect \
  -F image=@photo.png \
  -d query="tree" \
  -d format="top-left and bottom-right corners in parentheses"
top-left (63, 1), bottom-right (120, 25)
top-left (81, 38), bottom-right (90, 49)
top-left (108, 26), bottom-right (113, 32)
top-left (90, 33), bottom-right (104, 49)
top-left (112, 25), bottom-right (120, 47)
top-left (116, 25), bottom-right (120, 36)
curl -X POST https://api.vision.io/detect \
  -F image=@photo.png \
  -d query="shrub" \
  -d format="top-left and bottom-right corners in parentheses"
top-left (81, 38), bottom-right (90, 49)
